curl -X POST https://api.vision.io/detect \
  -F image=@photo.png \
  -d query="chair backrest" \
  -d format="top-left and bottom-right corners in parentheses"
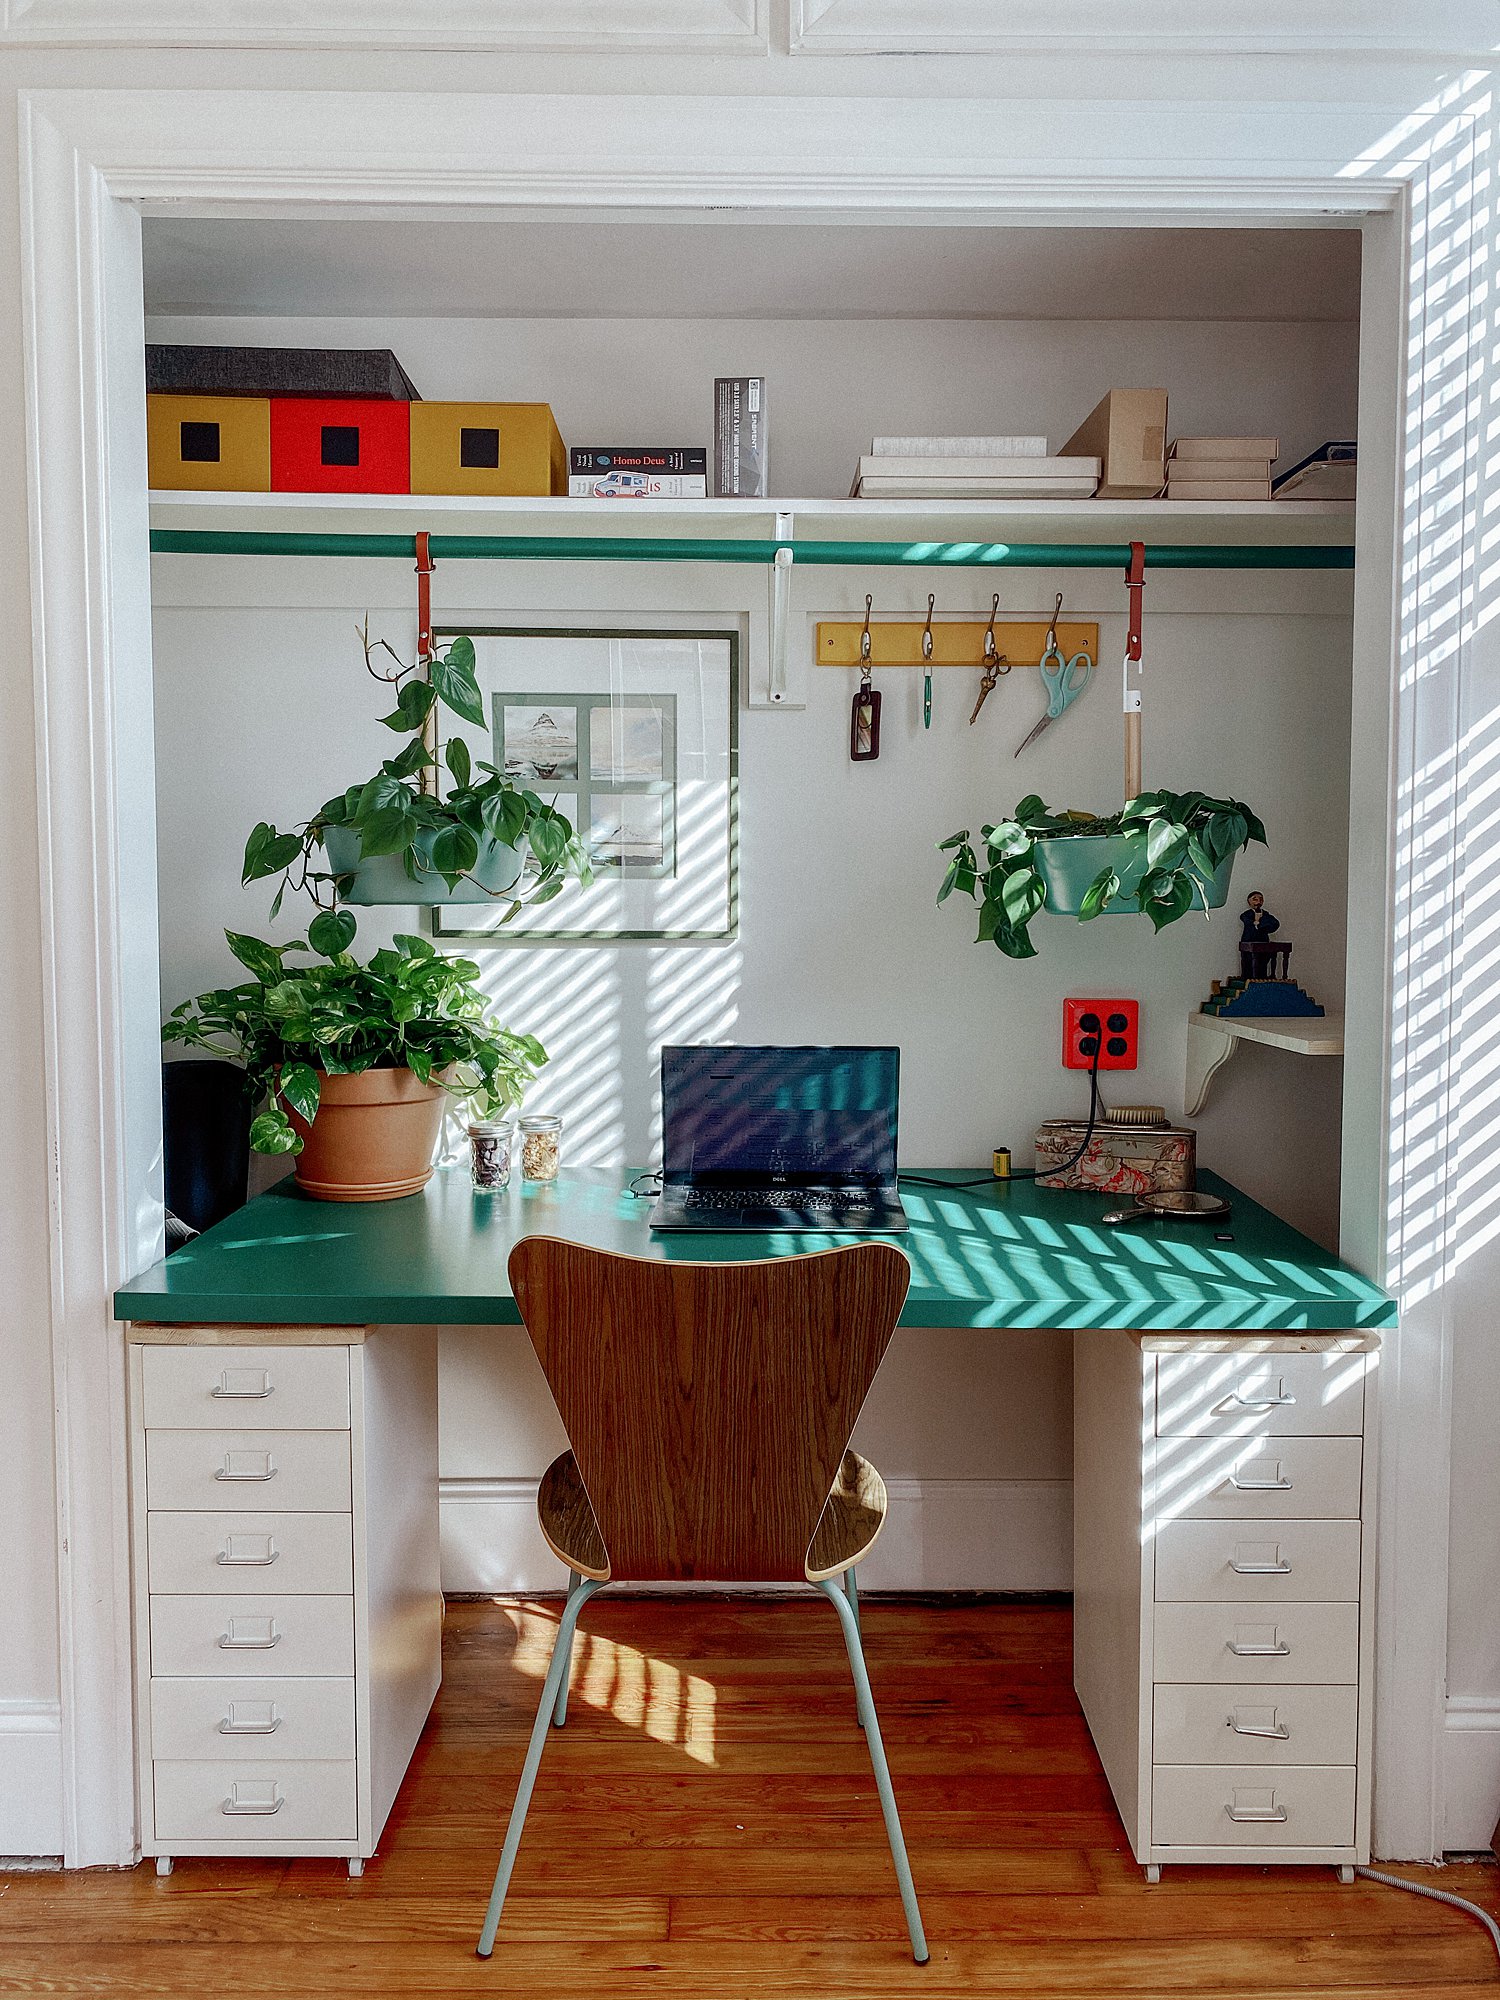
top-left (509, 1237), bottom-right (911, 1583)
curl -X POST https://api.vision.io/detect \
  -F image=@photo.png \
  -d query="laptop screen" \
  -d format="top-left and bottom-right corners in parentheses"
top-left (660, 1045), bottom-right (900, 1181)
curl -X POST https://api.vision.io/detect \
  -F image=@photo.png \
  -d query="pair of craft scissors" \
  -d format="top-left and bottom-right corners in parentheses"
top-left (1014, 594), bottom-right (1095, 758)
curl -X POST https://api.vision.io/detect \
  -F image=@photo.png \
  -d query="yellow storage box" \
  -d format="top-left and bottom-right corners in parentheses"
top-left (147, 394), bottom-right (271, 492)
top-left (409, 402), bottom-right (566, 497)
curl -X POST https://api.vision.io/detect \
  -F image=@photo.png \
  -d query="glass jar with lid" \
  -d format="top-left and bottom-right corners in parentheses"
top-left (467, 1119), bottom-right (513, 1193)
top-left (519, 1112), bottom-right (563, 1183)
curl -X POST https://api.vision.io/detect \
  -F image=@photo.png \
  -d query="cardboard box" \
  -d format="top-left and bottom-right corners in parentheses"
top-left (147, 394), bottom-right (271, 492)
top-left (1060, 388), bottom-right (1168, 499)
top-left (147, 344), bottom-right (420, 401)
top-left (409, 402), bottom-right (566, 497)
top-left (270, 397), bottom-right (410, 494)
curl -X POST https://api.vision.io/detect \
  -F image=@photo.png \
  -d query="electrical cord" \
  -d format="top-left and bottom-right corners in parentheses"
top-left (1354, 1866), bottom-right (1500, 1967)
top-left (900, 1034), bottom-right (1106, 1190)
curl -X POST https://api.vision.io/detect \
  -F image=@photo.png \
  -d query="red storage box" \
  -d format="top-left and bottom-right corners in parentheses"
top-left (269, 397), bottom-right (410, 494)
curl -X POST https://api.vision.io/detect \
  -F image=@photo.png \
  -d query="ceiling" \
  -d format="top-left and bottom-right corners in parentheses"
top-left (142, 217), bottom-right (1363, 324)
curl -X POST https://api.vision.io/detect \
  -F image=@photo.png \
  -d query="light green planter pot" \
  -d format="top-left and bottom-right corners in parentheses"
top-left (323, 824), bottom-right (526, 906)
top-left (1033, 832), bottom-right (1236, 917)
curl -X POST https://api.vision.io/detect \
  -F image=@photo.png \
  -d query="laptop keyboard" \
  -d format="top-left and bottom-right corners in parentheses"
top-left (681, 1186), bottom-right (881, 1213)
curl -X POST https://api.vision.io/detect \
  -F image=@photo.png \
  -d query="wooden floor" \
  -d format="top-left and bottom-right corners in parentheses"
top-left (3, 1597), bottom-right (1498, 1997)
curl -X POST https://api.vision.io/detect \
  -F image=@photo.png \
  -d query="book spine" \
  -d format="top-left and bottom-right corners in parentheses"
top-left (858, 455), bottom-right (1098, 479)
top-left (569, 446), bottom-right (707, 473)
top-left (568, 474), bottom-right (708, 498)
top-left (714, 377), bottom-right (767, 498)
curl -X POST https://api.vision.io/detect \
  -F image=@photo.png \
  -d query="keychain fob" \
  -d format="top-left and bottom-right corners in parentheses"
top-left (851, 683), bottom-right (882, 761)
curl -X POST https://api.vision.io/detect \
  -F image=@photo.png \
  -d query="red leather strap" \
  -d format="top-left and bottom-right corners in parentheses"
top-left (1125, 540), bottom-right (1145, 663)
top-left (415, 530), bottom-right (434, 663)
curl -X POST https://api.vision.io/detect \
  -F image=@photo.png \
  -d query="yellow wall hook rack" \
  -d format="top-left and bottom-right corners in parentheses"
top-left (815, 618), bottom-right (1099, 669)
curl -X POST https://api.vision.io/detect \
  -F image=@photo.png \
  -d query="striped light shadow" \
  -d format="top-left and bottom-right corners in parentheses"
top-left (501, 1601), bottom-right (717, 1767)
top-left (475, 944), bottom-right (625, 1163)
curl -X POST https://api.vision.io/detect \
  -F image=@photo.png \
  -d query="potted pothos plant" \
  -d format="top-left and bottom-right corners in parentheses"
top-left (243, 626), bottom-right (592, 915)
top-left (162, 912), bottom-right (546, 1202)
top-left (938, 789), bottom-right (1267, 960)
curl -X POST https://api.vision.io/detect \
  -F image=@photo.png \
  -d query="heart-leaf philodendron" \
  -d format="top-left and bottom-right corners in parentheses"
top-left (937, 790), bottom-right (1267, 959)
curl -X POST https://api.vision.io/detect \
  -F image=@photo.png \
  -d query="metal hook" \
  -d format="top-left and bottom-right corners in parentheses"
top-left (1046, 591), bottom-right (1064, 651)
top-left (922, 593), bottom-right (936, 662)
top-left (859, 594), bottom-right (873, 682)
top-left (982, 593), bottom-right (1010, 673)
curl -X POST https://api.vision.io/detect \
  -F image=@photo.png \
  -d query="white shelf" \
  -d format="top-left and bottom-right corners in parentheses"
top-left (149, 489), bottom-right (1356, 551)
top-left (1185, 1012), bottom-right (1345, 1115)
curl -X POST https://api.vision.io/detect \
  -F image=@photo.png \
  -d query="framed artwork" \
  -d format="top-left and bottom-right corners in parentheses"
top-left (430, 626), bottom-right (737, 943)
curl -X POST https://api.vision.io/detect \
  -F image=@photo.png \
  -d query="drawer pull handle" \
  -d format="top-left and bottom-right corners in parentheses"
top-left (1229, 1558), bottom-right (1292, 1575)
top-left (219, 1715), bottom-right (281, 1736)
top-left (218, 1622), bottom-right (280, 1651)
top-left (217, 1548), bottom-right (279, 1567)
top-left (1227, 1639), bottom-right (1291, 1657)
top-left (1227, 1717), bottom-right (1291, 1739)
top-left (1225, 1803), bottom-right (1288, 1824)
top-left (221, 1794), bottom-right (284, 1818)
top-left (1229, 1473), bottom-right (1292, 1492)
top-left (1226, 1388), bottom-right (1297, 1410)
top-left (215, 1455), bottom-right (277, 1483)
top-left (212, 1371), bottom-right (274, 1400)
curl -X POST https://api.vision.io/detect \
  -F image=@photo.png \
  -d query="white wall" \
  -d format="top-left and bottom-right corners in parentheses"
top-left (148, 305), bottom-right (1357, 1597)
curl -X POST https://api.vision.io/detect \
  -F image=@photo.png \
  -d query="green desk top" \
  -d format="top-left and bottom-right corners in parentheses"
top-left (114, 1167), bottom-right (1396, 1333)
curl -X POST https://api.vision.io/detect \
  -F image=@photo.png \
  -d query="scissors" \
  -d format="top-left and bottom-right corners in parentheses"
top-left (1015, 594), bottom-right (1095, 758)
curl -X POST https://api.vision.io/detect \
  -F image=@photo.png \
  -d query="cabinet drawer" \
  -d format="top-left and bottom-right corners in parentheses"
top-left (1154, 1519), bottom-right (1361, 1603)
top-left (1152, 1764), bottom-right (1356, 1848)
top-left (1153, 1684), bottom-right (1359, 1766)
top-left (146, 1430), bottom-right (351, 1513)
top-left (150, 1677), bottom-right (355, 1762)
top-left (1154, 1602), bottom-right (1359, 1684)
top-left (147, 1511), bottom-right (352, 1595)
top-left (1151, 1436), bottom-right (1362, 1521)
top-left (143, 1344), bottom-right (350, 1431)
top-left (153, 1758), bottom-right (357, 1843)
top-left (1156, 1350), bottom-right (1367, 1440)
top-left (149, 1594), bottom-right (354, 1678)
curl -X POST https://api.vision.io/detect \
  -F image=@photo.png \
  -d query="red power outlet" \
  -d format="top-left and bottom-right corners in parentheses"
top-left (1063, 998), bottom-right (1139, 1071)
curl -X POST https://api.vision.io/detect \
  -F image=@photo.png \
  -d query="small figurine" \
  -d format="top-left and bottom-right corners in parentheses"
top-left (1200, 888), bottom-right (1325, 1021)
top-left (1238, 890), bottom-right (1284, 980)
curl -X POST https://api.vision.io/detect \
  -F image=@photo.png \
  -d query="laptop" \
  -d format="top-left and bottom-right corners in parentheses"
top-left (649, 1044), bottom-right (909, 1233)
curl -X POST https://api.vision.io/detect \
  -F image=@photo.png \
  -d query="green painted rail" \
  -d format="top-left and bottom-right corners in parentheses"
top-left (148, 529), bottom-right (1355, 570)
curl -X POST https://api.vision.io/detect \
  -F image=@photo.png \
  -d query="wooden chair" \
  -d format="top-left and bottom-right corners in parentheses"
top-left (476, 1235), bottom-right (927, 1963)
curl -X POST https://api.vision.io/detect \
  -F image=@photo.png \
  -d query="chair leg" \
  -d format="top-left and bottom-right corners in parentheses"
top-left (817, 1577), bottom-right (929, 1965)
top-left (553, 1570), bottom-right (582, 1728)
top-left (477, 1577), bottom-right (605, 1958)
top-left (842, 1567), bottom-right (864, 1728)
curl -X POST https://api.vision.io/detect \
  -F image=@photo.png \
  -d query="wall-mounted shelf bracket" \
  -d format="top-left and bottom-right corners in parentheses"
top-left (1185, 1013), bottom-right (1345, 1116)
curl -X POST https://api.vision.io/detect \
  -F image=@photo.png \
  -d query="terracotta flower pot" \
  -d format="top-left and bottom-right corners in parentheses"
top-left (288, 1065), bottom-right (448, 1202)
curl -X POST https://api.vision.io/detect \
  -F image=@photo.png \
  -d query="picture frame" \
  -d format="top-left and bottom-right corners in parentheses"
top-left (430, 626), bottom-right (738, 944)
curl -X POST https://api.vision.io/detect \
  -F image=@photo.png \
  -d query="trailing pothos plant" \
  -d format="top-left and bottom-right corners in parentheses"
top-left (243, 625), bottom-right (592, 917)
top-left (938, 789), bottom-right (1267, 960)
top-left (162, 912), bottom-right (547, 1154)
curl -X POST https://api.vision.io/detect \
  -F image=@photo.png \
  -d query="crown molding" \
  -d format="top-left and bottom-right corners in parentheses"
top-left (1, 0), bottom-right (767, 51)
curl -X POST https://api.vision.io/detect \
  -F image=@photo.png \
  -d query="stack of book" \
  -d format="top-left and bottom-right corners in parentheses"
top-left (1273, 441), bottom-right (1357, 501)
top-left (850, 436), bottom-right (1099, 500)
top-left (1164, 437), bottom-right (1279, 501)
top-left (569, 447), bottom-right (707, 498)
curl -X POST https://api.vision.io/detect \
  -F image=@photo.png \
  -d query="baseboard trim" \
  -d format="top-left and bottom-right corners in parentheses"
top-left (1443, 1698), bottom-right (1500, 1851)
top-left (0, 1701), bottom-right (63, 1855)
top-left (439, 1475), bottom-right (1072, 1594)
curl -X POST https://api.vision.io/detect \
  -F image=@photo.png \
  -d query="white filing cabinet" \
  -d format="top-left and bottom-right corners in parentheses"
top-left (1073, 1331), bottom-right (1377, 1878)
top-left (126, 1325), bottom-right (441, 1874)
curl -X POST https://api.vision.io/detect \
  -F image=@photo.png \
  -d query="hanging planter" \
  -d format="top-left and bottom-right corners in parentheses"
top-left (242, 627), bottom-right (592, 918)
top-left (937, 792), bottom-right (1264, 960)
top-left (321, 823), bottom-right (526, 907)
